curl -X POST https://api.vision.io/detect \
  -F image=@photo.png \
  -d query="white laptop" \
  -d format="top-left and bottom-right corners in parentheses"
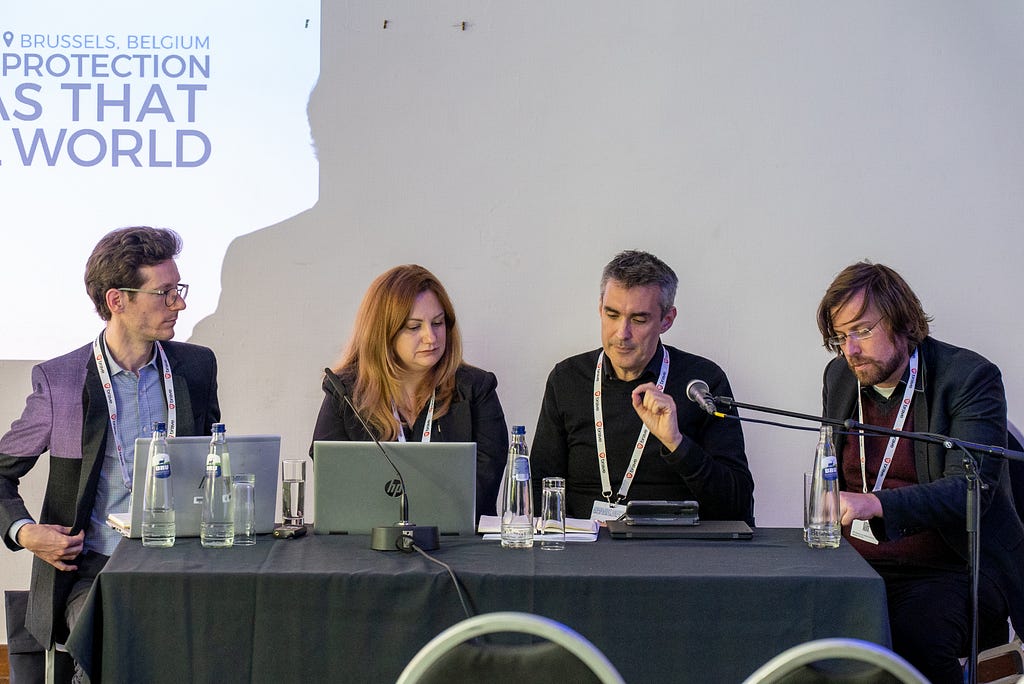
top-left (107, 434), bottom-right (281, 538)
top-left (311, 441), bottom-right (477, 536)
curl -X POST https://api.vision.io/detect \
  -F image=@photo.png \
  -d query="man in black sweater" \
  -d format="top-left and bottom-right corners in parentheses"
top-left (531, 250), bottom-right (754, 524)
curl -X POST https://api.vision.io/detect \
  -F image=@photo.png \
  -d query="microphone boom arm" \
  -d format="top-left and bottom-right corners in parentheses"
top-left (324, 368), bottom-right (410, 524)
top-left (714, 395), bottom-right (847, 430)
top-left (715, 394), bottom-right (1024, 462)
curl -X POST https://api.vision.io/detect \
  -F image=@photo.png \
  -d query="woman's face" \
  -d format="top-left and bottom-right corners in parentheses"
top-left (393, 290), bottom-right (447, 376)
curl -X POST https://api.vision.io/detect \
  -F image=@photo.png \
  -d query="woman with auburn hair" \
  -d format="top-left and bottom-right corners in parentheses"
top-left (311, 264), bottom-right (508, 516)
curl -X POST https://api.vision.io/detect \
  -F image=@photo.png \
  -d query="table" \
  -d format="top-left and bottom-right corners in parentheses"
top-left (67, 528), bottom-right (890, 683)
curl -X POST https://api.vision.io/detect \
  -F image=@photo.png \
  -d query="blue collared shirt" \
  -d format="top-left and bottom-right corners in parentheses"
top-left (85, 346), bottom-right (168, 555)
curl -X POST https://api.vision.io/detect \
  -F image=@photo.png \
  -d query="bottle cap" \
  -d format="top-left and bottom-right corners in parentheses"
top-left (153, 421), bottom-right (167, 432)
top-left (512, 425), bottom-right (526, 435)
top-left (212, 423), bottom-right (226, 433)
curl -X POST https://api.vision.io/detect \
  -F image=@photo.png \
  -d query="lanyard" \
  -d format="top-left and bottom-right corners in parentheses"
top-left (93, 334), bottom-right (176, 490)
top-left (393, 390), bottom-right (436, 443)
top-left (593, 346), bottom-right (670, 503)
top-left (856, 348), bottom-right (918, 493)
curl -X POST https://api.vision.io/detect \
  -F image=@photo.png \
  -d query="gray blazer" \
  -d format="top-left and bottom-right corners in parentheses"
top-left (0, 340), bottom-right (220, 646)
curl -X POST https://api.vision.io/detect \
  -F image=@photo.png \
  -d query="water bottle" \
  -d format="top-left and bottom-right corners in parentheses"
top-left (806, 425), bottom-right (841, 549)
top-left (201, 423), bottom-right (234, 547)
top-left (141, 421), bottom-right (175, 547)
top-left (501, 425), bottom-right (534, 548)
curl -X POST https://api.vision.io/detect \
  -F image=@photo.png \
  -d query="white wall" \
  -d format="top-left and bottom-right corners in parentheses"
top-left (3, 1), bottom-right (1024, 643)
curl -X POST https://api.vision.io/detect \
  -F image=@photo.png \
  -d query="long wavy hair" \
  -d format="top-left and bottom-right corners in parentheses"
top-left (332, 265), bottom-right (463, 440)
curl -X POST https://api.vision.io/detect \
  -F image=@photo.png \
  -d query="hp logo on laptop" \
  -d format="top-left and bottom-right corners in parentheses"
top-left (384, 478), bottom-right (404, 498)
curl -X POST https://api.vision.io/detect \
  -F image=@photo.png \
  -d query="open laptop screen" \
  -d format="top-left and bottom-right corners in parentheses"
top-left (311, 441), bottom-right (476, 536)
top-left (108, 434), bottom-right (281, 538)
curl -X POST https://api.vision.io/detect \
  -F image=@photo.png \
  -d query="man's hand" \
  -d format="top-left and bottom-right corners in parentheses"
top-left (839, 491), bottom-right (883, 526)
top-left (631, 382), bottom-right (683, 452)
top-left (16, 523), bottom-right (85, 571)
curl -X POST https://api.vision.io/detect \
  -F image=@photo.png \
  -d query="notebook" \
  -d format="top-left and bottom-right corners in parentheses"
top-left (311, 441), bottom-right (477, 536)
top-left (107, 434), bottom-right (282, 538)
top-left (606, 519), bottom-right (754, 540)
top-left (477, 515), bottom-right (600, 542)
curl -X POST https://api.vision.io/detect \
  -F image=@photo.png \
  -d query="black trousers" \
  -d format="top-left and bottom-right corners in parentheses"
top-left (877, 564), bottom-right (1009, 684)
top-left (65, 551), bottom-right (110, 684)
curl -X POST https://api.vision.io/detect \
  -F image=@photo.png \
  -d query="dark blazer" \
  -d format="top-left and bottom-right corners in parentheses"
top-left (0, 340), bottom-right (220, 647)
top-left (311, 364), bottom-right (509, 517)
top-left (823, 336), bottom-right (1024, 633)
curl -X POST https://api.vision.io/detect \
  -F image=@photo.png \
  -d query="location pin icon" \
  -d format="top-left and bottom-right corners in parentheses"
top-left (2, 31), bottom-right (12, 48)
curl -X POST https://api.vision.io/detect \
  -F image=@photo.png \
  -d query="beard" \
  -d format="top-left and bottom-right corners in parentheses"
top-left (846, 352), bottom-right (906, 387)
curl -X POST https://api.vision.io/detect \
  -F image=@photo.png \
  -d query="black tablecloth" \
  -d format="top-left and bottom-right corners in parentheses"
top-left (67, 528), bottom-right (889, 683)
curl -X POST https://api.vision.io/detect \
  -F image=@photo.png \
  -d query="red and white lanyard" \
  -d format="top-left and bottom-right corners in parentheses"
top-left (594, 347), bottom-right (670, 503)
top-left (93, 334), bottom-right (176, 490)
top-left (856, 348), bottom-right (918, 493)
top-left (393, 390), bottom-right (436, 443)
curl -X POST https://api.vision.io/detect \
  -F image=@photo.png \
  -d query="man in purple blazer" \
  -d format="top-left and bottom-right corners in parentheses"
top-left (0, 227), bottom-right (220, 661)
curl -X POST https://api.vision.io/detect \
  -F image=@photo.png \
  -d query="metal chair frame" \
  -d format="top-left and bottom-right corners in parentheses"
top-left (396, 611), bottom-right (625, 684)
top-left (741, 637), bottom-right (930, 684)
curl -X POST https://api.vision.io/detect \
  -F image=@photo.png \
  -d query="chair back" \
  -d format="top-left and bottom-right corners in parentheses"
top-left (1007, 422), bottom-right (1024, 520)
top-left (741, 638), bottom-right (929, 684)
top-left (5, 590), bottom-right (44, 684)
top-left (396, 612), bottom-right (625, 684)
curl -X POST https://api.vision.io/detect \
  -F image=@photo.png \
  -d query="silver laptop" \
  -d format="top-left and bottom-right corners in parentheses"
top-left (107, 434), bottom-right (281, 538)
top-left (312, 441), bottom-right (476, 536)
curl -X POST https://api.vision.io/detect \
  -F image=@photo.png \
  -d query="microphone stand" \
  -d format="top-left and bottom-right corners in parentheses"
top-left (323, 368), bottom-right (440, 551)
top-left (715, 394), bottom-right (1024, 684)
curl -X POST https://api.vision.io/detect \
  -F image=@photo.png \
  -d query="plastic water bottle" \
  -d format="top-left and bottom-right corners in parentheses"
top-left (201, 423), bottom-right (234, 547)
top-left (806, 425), bottom-right (841, 549)
top-left (142, 421), bottom-right (175, 547)
top-left (501, 425), bottom-right (534, 548)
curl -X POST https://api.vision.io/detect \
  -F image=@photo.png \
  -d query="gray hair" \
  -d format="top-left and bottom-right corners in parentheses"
top-left (600, 250), bottom-right (678, 315)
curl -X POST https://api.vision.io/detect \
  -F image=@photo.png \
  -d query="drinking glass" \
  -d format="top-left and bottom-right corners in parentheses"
top-left (539, 477), bottom-right (566, 551)
top-left (232, 473), bottom-right (256, 545)
top-left (281, 459), bottom-right (306, 526)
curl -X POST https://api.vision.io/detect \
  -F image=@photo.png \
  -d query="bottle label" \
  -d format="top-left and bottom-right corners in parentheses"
top-left (206, 453), bottom-right (222, 477)
top-left (513, 456), bottom-right (530, 481)
top-left (822, 455), bottom-right (838, 481)
top-left (152, 453), bottom-right (171, 479)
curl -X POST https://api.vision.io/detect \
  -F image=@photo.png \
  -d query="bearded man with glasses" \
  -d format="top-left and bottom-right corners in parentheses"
top-left (817, 261), bottom-right (1023, 683)
top-left (0, 226), bottom-right (220, 681)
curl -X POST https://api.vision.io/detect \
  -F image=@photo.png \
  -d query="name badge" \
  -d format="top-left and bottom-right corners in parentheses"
top-left (591, 500), bottom-right (627, 522)
top-left (850, 519), bottom-right (879, 545)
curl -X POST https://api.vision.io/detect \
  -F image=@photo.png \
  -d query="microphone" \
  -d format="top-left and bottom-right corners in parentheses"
top-left (686, 379), bottom-right (718, 416)
top-left (323, 368), bottom-right (440, 551)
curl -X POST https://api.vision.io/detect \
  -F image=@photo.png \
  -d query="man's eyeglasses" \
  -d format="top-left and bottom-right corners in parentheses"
top-left (827, 317), bottom-right (883, 349)
top-left (118, 283), bottom-right (189, 307)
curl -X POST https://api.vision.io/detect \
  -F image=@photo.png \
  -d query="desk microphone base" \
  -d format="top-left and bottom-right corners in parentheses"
top-left (371, 524), bottom-right (440, 551)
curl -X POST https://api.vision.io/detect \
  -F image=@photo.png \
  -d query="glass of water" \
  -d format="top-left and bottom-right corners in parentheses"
top-left (281, 459), bottom-right (306, 526)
